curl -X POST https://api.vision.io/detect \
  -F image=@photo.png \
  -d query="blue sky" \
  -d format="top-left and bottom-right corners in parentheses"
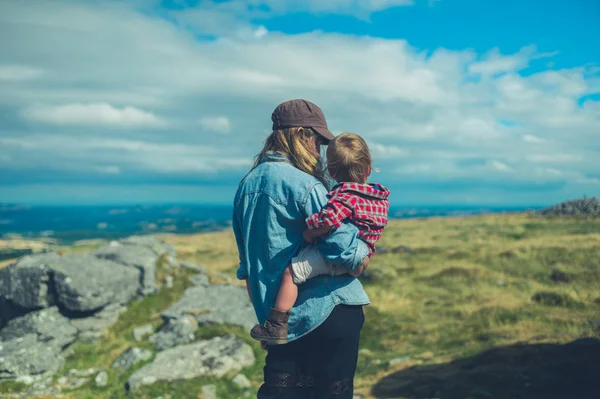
top-left (0, 0), bottom-right (598, 206)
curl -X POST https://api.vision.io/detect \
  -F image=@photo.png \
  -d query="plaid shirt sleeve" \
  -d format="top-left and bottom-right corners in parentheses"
top-left (306, 193), bottom-right (356, 230)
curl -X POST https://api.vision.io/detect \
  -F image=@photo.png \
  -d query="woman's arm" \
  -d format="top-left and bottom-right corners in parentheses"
top-left (303, 183), bottom-right (369, 273)
top-left (245, 278), bottom-right (251, 301)
top-left (232, 206), bottom-right (249, 281)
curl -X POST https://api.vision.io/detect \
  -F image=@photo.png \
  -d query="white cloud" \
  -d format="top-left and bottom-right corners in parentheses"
top-left (468, 46), bottom-right (558, 76)
top-left (526, 154), bottom-right (583, 163)
top-left (523, 134), bottom-right (544, 143)
top-left (20, 103), bottom-right (164, 128)
top-left (469, 47), bottom-right (533, 76)
top-left (225, 0), bottom-right (414, 18)
top-left (200, 116), bottom-right (231, 133)
top-left (0, 135), bottom-right (251, 174)
top-left (0, 0), bottom-right (598, 201)
top-left (533, 167), bottom-right (600, 185)
top-left (491, 160), bottom-right (512, 172)
top-left (166, 0), bottom-right (414, 37)
top-left (369, 142), bottom-right (410, 159)
top-left (253, 25), bottom-right (268, 38)
top-left (0, 65), bottom-right (44, 81)
top-left (294, 0), bottom-right (414, 14)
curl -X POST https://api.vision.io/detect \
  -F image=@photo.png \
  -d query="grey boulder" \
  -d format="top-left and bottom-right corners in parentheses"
top-left (56, 375), bottom-right (90, 390)
top-left (150, 316), bottom-right (197, 351)
top-left (0, 253), bottom-right (62, 313)
top-left (93, 241), bottom-right (160, 296)
top-left (51, 254), bottom-right (139, 313)
top-left (133, 324), bottom-right (154, 342)
top-left (0, 307), bottom-right (77, 350)
top-left (95, 370), bottom-right (108, 387)
top-left (179, 261), bottom-right (207, 273)
top-left (201, 384), bottom-right (218, 399)
top-left (161, 284), bottom-right (256, 330)
top-left (0, 252), bottom-right (140, 329)
top-left (188, 273), bottom-right (210, 287)
top-left (111, 347), bottom-right (153, 371)
top-left (232, 373), bottom-right (252, 389)
top-left (126, 335), bottom-right (254, 390)
top-left (0, 334), bottom-right (64, 381)
top-left (119, 235), bottom-right (176, 257)
top-left (70, 304), bottom-right (127, 343)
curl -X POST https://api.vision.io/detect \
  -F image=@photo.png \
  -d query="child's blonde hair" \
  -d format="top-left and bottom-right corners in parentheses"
top-left (326, 133), bottom-right (371, 183)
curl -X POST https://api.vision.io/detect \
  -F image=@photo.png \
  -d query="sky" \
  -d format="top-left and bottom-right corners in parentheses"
top-left (0, 0), bottom-right (598, 206)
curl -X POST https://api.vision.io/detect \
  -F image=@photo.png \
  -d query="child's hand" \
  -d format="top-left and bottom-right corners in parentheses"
top-left (303, 228), bottom-right (315, 244)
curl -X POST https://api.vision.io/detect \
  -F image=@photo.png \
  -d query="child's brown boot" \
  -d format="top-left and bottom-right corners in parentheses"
top-left (250, 308), bottom-right (290, 344)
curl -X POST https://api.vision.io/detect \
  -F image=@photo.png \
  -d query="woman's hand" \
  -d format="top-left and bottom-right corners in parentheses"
top-left (349, 255), bottom-right (369, 277)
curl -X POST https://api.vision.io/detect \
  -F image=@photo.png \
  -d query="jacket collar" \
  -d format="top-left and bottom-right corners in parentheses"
top-left (259, 151), bottom-right (291, 164)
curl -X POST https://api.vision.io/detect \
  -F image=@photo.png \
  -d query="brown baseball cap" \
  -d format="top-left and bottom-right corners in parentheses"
top-left (271, 99), bottom-right (335, 142)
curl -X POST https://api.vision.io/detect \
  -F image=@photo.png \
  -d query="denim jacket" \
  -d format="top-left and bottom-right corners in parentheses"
top-left (233, 152), bottom-right (370, 341)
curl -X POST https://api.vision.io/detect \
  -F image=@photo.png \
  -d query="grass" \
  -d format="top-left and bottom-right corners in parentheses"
top-left (2, 214), bottom-right (599, 398)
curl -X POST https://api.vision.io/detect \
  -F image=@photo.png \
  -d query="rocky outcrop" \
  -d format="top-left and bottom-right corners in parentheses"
top-left (126, 335), bottom-right (255, 390)
top-left (179, 261), bottom-right (207, 273)
top-left (0, 334), bottom-right (64, 381)
top-left (0, 235), bottom-right (175, 383)
top-left (150, 316), bottom-right (197, 351)
top-left (51, 254), bottom-right (139, 313)
top-left (70, 304), bottom-right (127, 343)
top-left (0, 234), bottom-right (261, 394)
top-left (95, 370), bottom-right (108, 387)
top-left (0, 307), bottom-right (77, 350)
top-left (133, 324), bottom-right (154, 342)
top-left (161, 284), bottom-right (256, 330)
top-left (0, 235), bottom-right (174, 324)
top-left (119, 235), bottom-right (176, 258)
top-left (111, 347), bottom-right (153, 371)
top-left (0, 253), bottom-right (62, 315)
top-left (537, 197), bottom-right (600, 217)
top-left (93, 242), bottom-right (160, 296)
top-left (232, 373), bottom-right (252, 389)
top-left (0, 252), bottom-right (139, 320)
top-left (188, 273), bottom-right (210, 287)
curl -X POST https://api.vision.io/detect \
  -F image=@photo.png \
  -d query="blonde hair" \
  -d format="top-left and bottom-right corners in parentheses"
top-left (251, 127), bottom-right (324, 181)
top-left (326, 133), bottom-right (371, 183)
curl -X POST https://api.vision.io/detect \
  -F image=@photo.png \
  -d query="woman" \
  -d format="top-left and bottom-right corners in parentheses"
top-left (233, 99), bottom-right (371, 398)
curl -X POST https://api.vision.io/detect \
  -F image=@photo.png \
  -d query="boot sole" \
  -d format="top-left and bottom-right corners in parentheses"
top-left (250, 330), bottom-right (288, 345)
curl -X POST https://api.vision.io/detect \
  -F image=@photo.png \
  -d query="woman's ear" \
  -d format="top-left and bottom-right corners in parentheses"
top-left (299, 128), bottom-right (311, 143)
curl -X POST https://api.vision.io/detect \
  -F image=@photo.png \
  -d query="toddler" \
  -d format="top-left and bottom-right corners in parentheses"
top-left (250, 133), bottom-right (390, 344)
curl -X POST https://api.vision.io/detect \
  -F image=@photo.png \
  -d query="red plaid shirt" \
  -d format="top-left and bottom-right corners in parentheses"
top-left (306, 182), bottom-right (390, 255)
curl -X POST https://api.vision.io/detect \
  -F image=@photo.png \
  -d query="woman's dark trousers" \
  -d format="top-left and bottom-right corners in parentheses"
top-left (257, 304), bottom-right (365, 399)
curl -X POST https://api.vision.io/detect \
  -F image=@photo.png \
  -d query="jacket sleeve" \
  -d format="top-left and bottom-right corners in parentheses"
top-left (305, 194), bottom-right (355, 230)
top-left (232, 205), bottom-right (248, 280)
top-left (303, 183), bottom-right (369, 272)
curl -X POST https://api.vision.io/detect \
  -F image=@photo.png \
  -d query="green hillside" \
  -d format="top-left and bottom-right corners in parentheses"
top-left (2, 214), bottom-right (599, 398)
